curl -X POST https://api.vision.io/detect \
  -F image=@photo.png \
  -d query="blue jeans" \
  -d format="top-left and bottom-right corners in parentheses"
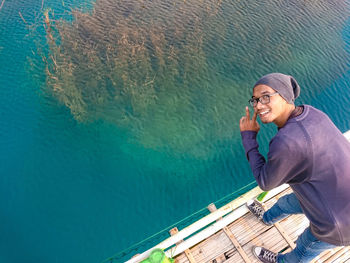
top-left (262, 193), bottom-right (337, 263)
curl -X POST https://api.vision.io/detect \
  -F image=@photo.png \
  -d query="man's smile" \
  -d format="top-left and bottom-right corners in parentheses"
top-left (259, 110), bottom-right (270, 117)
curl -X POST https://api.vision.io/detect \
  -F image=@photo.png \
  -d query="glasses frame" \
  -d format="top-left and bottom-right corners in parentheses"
top-left (249, 92), bottom-right (279, 107)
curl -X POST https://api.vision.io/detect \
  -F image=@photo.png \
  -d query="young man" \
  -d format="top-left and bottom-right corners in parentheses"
top-left (239, 73), bottom-right (350, 263)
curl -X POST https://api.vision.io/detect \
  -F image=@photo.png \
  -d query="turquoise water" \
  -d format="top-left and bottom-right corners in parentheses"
top-left (1, 0), bottom-right (350, 262)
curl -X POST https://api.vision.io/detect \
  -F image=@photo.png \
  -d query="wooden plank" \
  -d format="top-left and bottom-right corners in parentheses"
top-left (274, 222), bottom-right (296, 249)
top-left (210, 248), bottom-right (237, 263)
top-left (312, 247), bottom-right (343, 263)
top-left (183, 250), bottom-right (196, 263)
top-left (170, 228), bottom-right (196, 263)
top-left (338, 248), bottom-right (350, 262)
top-left (174, 253), bottom-right (189, 263)
top-left (279, 214), bottom-right (309, 241)
top-left (225, 225), bottom-right (289, 263)
top-left (208, 203), bottom-right (251, 263)
top-left (189, 229), bottom-right (235, 263)
top-left (223, 226), bottom-right (251, 263)
top-left (336, 248), bottom-right (350, 263)
top-left (322, 247), bottom-right (349, 263)
top-left (227, 210), bottom-right (273, 246)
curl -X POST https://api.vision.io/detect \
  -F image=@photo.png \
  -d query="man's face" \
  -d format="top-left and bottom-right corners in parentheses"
top-left (252, 84), bottom-right (289, 125)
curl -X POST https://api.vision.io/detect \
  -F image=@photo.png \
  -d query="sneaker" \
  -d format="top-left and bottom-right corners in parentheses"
top-left (252, 246), bottom-right (278, 263)
top-left (246, 199), bottom-right (269, 225)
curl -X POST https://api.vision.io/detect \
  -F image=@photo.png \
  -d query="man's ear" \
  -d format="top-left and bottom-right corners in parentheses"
top-left (290, 76), bottom-right (300, 100)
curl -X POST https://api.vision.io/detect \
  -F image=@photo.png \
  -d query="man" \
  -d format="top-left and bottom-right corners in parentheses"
top-left (239, 73), bottom-right (350, 263)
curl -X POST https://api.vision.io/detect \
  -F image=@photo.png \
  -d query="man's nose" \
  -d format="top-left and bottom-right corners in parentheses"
top-left (256, 101), bottom-right (264, 109)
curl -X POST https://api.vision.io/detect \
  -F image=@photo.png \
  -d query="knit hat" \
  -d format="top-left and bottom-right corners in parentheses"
top-left (254, 73), bottom-right (300, 104)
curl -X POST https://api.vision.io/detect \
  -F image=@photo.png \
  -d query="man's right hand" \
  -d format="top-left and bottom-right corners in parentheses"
top-left (239, 106), bottom-right (260, 132)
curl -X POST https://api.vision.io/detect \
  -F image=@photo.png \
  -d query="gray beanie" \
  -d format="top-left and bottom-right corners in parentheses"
top-left (254, 73), bottom-right (300, 104)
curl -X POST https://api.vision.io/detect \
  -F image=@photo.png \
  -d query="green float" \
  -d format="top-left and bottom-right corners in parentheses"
top-left (140, 249), bottom-right (174, 263)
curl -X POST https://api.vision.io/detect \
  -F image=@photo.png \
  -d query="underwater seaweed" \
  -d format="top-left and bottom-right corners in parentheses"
top-left (35, 0), bottom-right (349, 160)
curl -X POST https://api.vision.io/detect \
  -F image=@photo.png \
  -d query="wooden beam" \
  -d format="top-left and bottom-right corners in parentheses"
top-left (169, 227), bottom-right (196, 263)
top-left (208, 203), bottom-right (251, 263)
top-left (223, 226), bottom-right (251, 263)
top-left (313, 246), bottom-right (343, 262)
top-left (323, 247), bottom-right (349, 263)
top-left (274, 222), bottom-right (296, 249)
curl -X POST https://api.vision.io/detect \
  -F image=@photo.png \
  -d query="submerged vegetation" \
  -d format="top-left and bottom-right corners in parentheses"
top-left (34, 0), bottom-right (349, 160)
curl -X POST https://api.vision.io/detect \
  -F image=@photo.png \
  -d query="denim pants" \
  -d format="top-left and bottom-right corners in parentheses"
top-left (262, 193), bottom-right (337, 263)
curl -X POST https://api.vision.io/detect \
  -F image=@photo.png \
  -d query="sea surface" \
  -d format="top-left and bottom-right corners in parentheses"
top-left (1, 0), bottom-right (350, 262)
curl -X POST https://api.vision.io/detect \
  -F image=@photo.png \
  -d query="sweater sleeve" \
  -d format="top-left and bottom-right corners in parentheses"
top-left (241, 131), bottom-right (309, 191)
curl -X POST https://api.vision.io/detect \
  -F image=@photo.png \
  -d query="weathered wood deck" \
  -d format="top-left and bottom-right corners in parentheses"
top-left (173, 187), bottom-right (350, 263)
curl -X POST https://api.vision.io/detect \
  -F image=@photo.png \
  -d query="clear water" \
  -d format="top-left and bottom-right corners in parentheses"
top-left (1, 0), bottom-right (350, 262)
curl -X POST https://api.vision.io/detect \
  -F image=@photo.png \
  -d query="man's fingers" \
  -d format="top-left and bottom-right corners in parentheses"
top-left (245, 106), bottom-right (250, 119)
top-left (252, 110), bottom-right (258, 122)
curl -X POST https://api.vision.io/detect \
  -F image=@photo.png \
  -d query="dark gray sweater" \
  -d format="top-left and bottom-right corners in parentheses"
top-left (241, 105), bottom-right (350, 246)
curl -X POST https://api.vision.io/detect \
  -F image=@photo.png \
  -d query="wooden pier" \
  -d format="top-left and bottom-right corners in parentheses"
top-left (128, 185), bottom-right (350, 263)
top-left (173, 187), bottom-right (350, 263)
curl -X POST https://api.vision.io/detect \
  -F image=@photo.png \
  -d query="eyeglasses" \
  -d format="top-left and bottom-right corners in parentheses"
top-left (248, 92), bottom-right (278, 107)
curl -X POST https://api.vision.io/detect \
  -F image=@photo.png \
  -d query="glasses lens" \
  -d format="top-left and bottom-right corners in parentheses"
top-left (260, 95), bottom-right (271, 104)
top-left (249, 99), bottom-right (255, 107)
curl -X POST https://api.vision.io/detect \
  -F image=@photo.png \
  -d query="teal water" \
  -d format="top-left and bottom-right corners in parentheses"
top-left (1, 1), bottom-right (350, 262)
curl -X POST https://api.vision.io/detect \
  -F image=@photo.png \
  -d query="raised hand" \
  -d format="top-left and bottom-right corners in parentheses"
top-left (239, 106), bottom-right (260, 132)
